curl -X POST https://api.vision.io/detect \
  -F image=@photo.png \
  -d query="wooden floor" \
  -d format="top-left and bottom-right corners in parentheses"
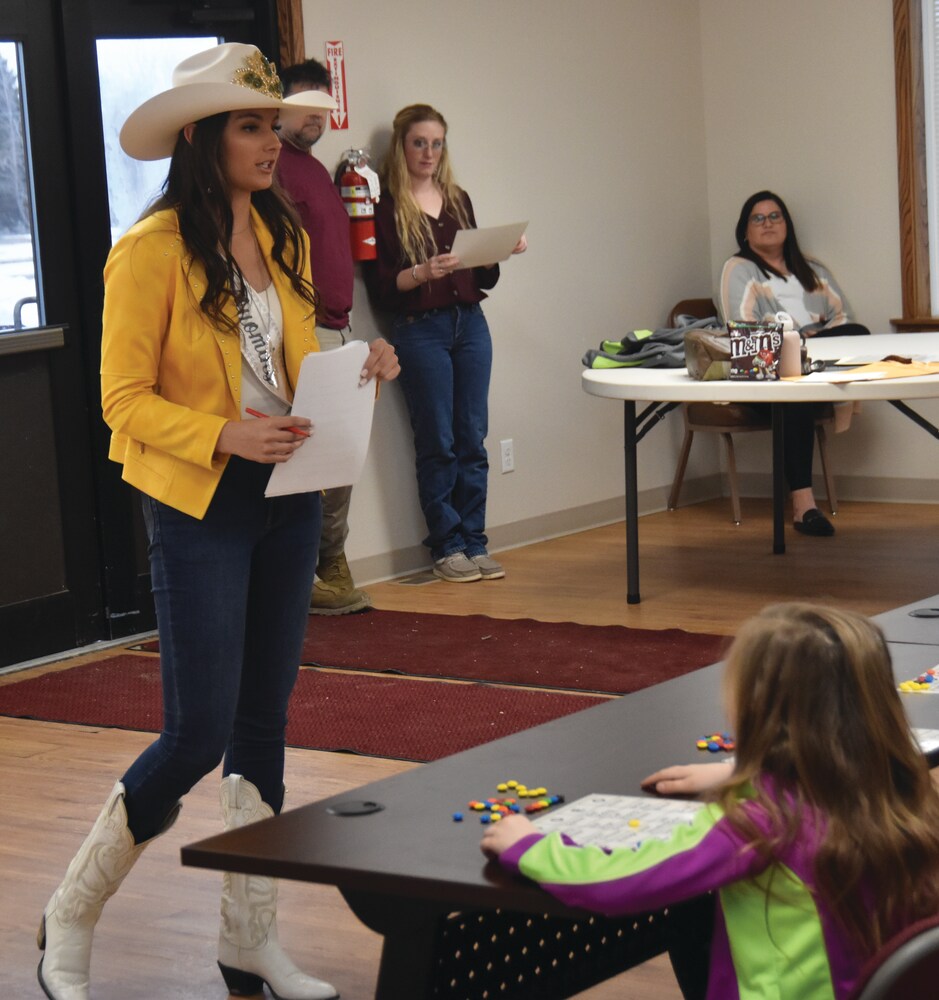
top-left (368, 496), bottom-right (939, 633)
top-left (4, 498), bottom-right (938, 999)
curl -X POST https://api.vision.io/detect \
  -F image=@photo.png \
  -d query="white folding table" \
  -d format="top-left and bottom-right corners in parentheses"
top-left (582, 333), bottom-right (939, 603)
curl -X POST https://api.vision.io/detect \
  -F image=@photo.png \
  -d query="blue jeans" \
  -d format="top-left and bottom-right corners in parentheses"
top-left (121, 457), bottom-right (321, 842)
top-left (392, 303), bottom-right (492, 561)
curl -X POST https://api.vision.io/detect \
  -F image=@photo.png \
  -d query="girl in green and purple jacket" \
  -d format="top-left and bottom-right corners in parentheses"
top-left (481, 604), bottom-right (939, 1000)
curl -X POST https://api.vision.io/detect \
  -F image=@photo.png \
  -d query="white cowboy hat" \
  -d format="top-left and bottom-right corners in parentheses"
top-left (120, 42), bottom-right (337, 161)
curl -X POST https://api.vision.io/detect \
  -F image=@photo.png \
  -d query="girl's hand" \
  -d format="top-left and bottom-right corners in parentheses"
top-left (480, 814), bottom-right (537, 859)
top-left (511, 235), bottom-right (528, 255)
top-left (640, 761), bottom-right (733, 796)
top-left (216, 415), bottom-right (312, 464)
top-left (360, 337), bottom-right (401, 384)
top-left (425, 253), bottom-right (461, 279)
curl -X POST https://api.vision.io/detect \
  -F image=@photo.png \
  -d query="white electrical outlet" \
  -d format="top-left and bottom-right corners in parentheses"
top-left (500, 438), bottom-right (515, 473)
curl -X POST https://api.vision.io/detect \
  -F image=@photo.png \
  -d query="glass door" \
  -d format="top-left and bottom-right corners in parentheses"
top-left (0, 0), bottom-right (278, 666)
top-left (0, 42), bottom-right (39, 333)
top-left (0, 6), bottom-right (102, 666)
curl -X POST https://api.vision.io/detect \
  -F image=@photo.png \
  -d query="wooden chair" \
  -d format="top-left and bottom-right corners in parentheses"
top-left (666, 298), bottom-right (837, 524)
top-left (848, 915), bottom-right (939, 1000)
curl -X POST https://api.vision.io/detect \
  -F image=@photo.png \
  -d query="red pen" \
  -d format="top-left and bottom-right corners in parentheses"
top-left (245, 407), bottom-right (310, 438)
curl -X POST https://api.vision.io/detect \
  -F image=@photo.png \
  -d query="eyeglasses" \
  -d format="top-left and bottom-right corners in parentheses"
top-left (408, 138), bottom-right (445, 151)
top-left (749, 211), bottom-right (783, 226)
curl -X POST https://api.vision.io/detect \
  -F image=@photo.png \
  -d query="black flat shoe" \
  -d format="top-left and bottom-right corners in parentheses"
top-left (793, 508), bottom-right (835, 537)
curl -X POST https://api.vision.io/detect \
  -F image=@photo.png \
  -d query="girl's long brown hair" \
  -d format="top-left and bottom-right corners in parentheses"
top-left (144, 111), bottom-right (318, 332)
top-left (380, 103), bottom-right (472, 267)
top-left (714, 603), bottom-right (939, 953)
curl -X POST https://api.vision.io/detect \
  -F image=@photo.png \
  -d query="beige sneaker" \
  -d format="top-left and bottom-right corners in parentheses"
top-left (470, 553), bottom-right (505, 580)
top-left (310, 553), bottom-right (371, 615)
top-left (433, 552), bottom-right (482, 583)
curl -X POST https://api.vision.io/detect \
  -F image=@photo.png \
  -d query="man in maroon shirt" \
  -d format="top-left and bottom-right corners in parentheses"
top-left (277, 59), bottom-right (369, 615)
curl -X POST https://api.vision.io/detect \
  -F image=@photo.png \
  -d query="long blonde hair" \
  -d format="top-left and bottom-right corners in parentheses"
top-left (381, 104), bottom-right (472, 266)
top-left (715, 603), bottom-right (939, 952)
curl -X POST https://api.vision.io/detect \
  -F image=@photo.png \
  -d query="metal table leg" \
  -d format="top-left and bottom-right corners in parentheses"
top-left (624, 400), bottom-right (640, 603)
top-left (771, 402), bottom-right (785, 554)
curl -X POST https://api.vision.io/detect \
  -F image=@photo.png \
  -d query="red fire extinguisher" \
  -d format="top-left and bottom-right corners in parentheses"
top-left (337, 149), bottom-right (380, 261)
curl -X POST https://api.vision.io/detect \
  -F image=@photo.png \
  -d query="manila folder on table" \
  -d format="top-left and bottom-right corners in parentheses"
top-left (265, 340), bottom-right (374, 497)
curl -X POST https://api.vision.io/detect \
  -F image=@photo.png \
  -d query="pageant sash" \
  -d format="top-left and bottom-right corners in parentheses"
top-left (236, 279), bottom-right (290, 405)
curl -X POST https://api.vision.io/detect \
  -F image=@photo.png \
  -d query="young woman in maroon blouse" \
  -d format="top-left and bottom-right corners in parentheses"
top-left (370, 104), bottom-right (526, 583)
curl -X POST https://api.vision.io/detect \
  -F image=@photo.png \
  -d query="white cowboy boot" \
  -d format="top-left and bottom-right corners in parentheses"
top-left (217, 774), bottom-right (338, 999)
top-left (37, 781), bottom-right (181, 1000)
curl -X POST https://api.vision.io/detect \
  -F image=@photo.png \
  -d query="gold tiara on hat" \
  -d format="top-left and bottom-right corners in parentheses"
top-left (231, 48), bottom-right (283, 100)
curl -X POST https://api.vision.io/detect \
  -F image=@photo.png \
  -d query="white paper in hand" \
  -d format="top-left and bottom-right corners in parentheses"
top-left (265, 340), bottom-right (374, 497)
top-left (451, 221), bottom-right (528, 269)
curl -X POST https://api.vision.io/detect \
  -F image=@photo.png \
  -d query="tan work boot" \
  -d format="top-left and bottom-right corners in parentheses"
top-left (309, 553), bottom-right (371, 615)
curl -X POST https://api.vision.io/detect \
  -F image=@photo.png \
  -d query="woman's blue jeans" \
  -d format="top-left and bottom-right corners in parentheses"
top-left (121, 457), bottom-right (321, 842)
top-left (391, 303), bottom-right (492, 561)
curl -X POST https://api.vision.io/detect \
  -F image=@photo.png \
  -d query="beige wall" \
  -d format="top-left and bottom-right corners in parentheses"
top-left (701, 0), bottom-right (900, 331)
top-left (303, 1), bottom-right (713, 577)
top-left (298, 0), bottom-right (924, 581)
top-left (699, 0), bottom-right (939, 490)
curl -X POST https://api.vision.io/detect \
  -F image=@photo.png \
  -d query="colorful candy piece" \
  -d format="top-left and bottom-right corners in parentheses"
top-left (459, 780), bottom-right (563, 824)
top-left (899, 666), bottom-right (939, 692)
top-left (697, 731), bottom-right (736, 752)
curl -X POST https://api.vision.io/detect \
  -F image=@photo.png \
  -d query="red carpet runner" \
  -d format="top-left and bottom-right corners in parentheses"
top-left (0, 655), bottom-right (608, 762)
top-left (2, 613), bottom-right (726, 761)
top-left (138, 610), bottom-right (727, 695)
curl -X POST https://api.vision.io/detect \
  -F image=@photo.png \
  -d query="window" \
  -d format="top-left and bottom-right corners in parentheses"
top-left (96, 36), bottom-right (215, 241)
top-left (0, 41), bottom-right (39, 331)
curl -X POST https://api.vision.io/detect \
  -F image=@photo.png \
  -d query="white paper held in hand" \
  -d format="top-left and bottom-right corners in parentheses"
top-left (265, 340), bottom-right (375, 497)
top-left (451, 221), bottom-right (528, 269)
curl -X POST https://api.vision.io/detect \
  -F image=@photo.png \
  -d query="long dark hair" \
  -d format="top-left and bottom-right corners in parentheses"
top-left (145, 111), bottom-right (318, 331)
top-left (716, 603), bottom-right (939, 952)
top-left (733, 190), bottom-right (819, 292)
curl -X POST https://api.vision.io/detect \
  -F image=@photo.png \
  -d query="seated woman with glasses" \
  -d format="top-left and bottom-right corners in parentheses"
top-left (717, 190), bottom-right (869, 537)
top-left (718, 190), bottom-right (869, 339)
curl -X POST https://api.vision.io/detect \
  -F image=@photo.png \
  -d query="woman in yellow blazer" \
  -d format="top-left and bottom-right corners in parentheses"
top-left (100, 203), bottom-right (323, 518)
top-left (38, 44), bottom-right (398, 1000)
